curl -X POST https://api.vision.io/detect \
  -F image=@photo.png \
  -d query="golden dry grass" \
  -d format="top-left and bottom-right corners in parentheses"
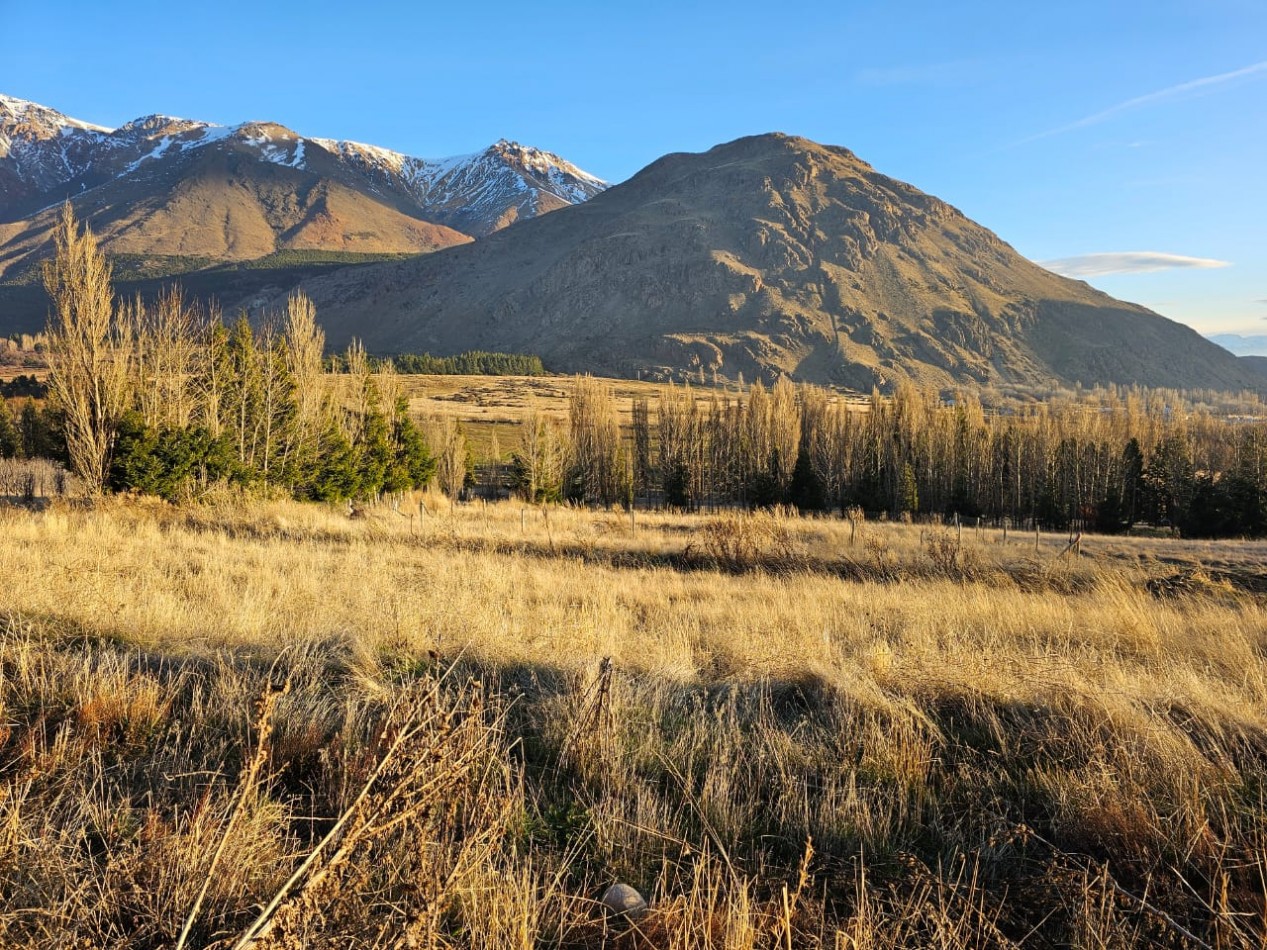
top-left (1, 494), bottom-right (1266, 947)
top-left (400, 374), bottom-right (868, 458)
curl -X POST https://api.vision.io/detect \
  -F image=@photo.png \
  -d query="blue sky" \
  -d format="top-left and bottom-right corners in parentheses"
top-left (3, 0), bottom-right (1264, 338)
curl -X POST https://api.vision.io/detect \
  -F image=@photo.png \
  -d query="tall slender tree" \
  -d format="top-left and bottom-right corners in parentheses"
top-left (42, 204), bottom-right (132, 494)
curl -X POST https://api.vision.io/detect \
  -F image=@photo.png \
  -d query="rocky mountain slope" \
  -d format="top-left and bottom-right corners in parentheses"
top-left (1242, 356), bottom-right (1267, 379)
top-left (295, 133), bottom-right (1259, 391)
top-left (312, 137), bottom-right (605, 237)
top-left (0, 94), bottom-right (606, 329)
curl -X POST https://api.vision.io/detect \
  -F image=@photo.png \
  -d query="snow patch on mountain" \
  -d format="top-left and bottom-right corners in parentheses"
top-left (181, 125), bottom-right (234, 150)
top-left (258, 139), bottom-right (306, 168)
top-left (1, 93), bottom-right (608, 236)
top-left (122, 136), bottom-right (179, 175)
top-left (0, 94), bottom-right (113, 134)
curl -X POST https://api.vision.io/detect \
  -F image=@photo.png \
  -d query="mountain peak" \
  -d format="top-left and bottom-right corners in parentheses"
top-left (116, 114), bottom-right (209, 138)
top-left (702, 131), bottom-right (868, 168)
top-left (233, 121), bottom-right (298, 141)
top-left (292, 132), bottom-right (1260, 393)
top-left (0, 93), bottom-right (113, 150)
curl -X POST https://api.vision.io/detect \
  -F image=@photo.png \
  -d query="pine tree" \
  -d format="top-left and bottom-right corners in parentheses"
top-left (308, 420), bottom-right (362, 502)
top-left (19, 401), bottom-right (57, 460)
top-left (391, 411), bottom-right (435, 492)
top-left (0, 400), bottom-right (18, 458)
top-left (355, 383), bottom-right (395, 498)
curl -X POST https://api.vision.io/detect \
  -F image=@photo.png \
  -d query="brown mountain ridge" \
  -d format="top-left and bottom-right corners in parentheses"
top-left (0, 123), bottom-right (470, 268)
top-left (296, 133), bottom-right (1259, 391)
top-left (0, 94), bottom-right (606, 333)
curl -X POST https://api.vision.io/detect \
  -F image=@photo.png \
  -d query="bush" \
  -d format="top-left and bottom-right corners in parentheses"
top-left (699, 509), bottom-right (808, 572)
top-left (109, 412), bottom-right (243, 500)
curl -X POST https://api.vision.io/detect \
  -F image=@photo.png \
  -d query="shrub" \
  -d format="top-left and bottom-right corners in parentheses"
top-left (699, 508), bottom-right (808, 572)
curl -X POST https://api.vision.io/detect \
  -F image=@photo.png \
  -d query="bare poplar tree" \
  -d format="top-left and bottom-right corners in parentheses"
top-left (741, 381), bottom-right (771, 503)
top-left (341, 338), bottom-right (372, 442)
top-left (225, 316), bottom-right (263, 467)
top-left (659, 383), bottom-right (704, 509)
top-left (707, 393), bottom-right (743, 506)
top-left (283, 291), bottom-right (326, 456)
top-left (131, 285), bottom-right (200, 430)
top-left (486, 428), bottom-right (503, 499)
top-left (631, 396), bottom-right (652, 506)
top-left (255, 319), bottom-right (293, 478)
top-left (769, 377), bottom-right (801, 493)
top-left (374, 357), bottom-right (404, 420)
top-left (43, 204), bottom-right (132, 494)
top-left (197, 302), bottom-right (228, 439)
top-left (519, 409), bottom-right (564, 502)
top-left (567, 375), bottom-right (626, 506)
top-left (427, 416), bottom-right (468, 499)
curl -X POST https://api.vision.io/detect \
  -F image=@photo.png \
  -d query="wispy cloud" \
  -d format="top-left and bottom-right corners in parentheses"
top-left (1022, 60), bottom-right (1267, 143)
top-left (855, 60), bottom-right (978, 87)
top-left (1040, 252), bottom-right (1231, 278)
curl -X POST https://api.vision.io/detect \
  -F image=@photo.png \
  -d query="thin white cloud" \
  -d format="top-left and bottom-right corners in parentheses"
top-left (1040, 252), bottom-right (1231, 278)
top-left (1022, 60), bottom-right (1267, 143)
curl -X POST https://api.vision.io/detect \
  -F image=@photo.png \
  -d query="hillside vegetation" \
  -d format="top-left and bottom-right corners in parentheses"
top-left (296, 133), bottom-right (1261, 392)
top-left (0, 495), bottom-right (1265, 947)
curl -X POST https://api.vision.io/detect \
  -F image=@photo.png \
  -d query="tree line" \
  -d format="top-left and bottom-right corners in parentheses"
top-left (0, 398), bottom-right (58, 461)
top-left (28, 206), bottom-right (436, 502)
top-left (380, 351), bottom-right (546, 376)
top-left (0, 375), bottom-right (47, 400)
top-left (21, 205), bottom-right (1267, 536)
top-left (515, 376), bottom-right (1267, 538)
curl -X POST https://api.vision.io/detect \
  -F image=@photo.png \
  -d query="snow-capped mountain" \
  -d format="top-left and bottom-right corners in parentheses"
top-left (0, 93), bottom-right (113, 202)
top-left (314, 137), bottom-right (608, 236)
top-left (0, 93), bottom-right (608, 264)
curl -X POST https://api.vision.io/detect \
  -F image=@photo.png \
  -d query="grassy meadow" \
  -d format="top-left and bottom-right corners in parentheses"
top-left (1, 488), bottom-right (1266, 948)
top-left (398, 373), bottom-right (870, 458)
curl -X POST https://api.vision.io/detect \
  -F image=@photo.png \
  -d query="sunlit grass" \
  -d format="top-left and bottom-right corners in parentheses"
top-left (1, 495), bottom-right (1265, 947)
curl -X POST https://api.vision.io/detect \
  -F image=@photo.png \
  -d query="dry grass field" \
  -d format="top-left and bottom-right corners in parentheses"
top-left (1, 490), bottom-right (1266, 948)
top-left (400, 374), bottom-right (869, 458)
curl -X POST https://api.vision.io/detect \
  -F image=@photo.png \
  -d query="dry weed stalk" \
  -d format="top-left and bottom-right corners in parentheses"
top-left (176, 676), bottom-right (290, 950)
top-left (234, 675), bottom-right (508, 949)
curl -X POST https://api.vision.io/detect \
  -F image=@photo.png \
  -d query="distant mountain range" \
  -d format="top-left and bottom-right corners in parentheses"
top-left (291, 133), bottom-right (1261, 391)
top-left (1207, 334), bottom-right (1267, 358)
top-left (0, 93), bottom-right (605, 330)
top-left (1, 95), bottom-right (1259, 393)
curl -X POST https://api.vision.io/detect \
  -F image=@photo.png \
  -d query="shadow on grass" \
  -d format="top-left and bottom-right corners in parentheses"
top-left (4, 612), bottom-right (1267, 947)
